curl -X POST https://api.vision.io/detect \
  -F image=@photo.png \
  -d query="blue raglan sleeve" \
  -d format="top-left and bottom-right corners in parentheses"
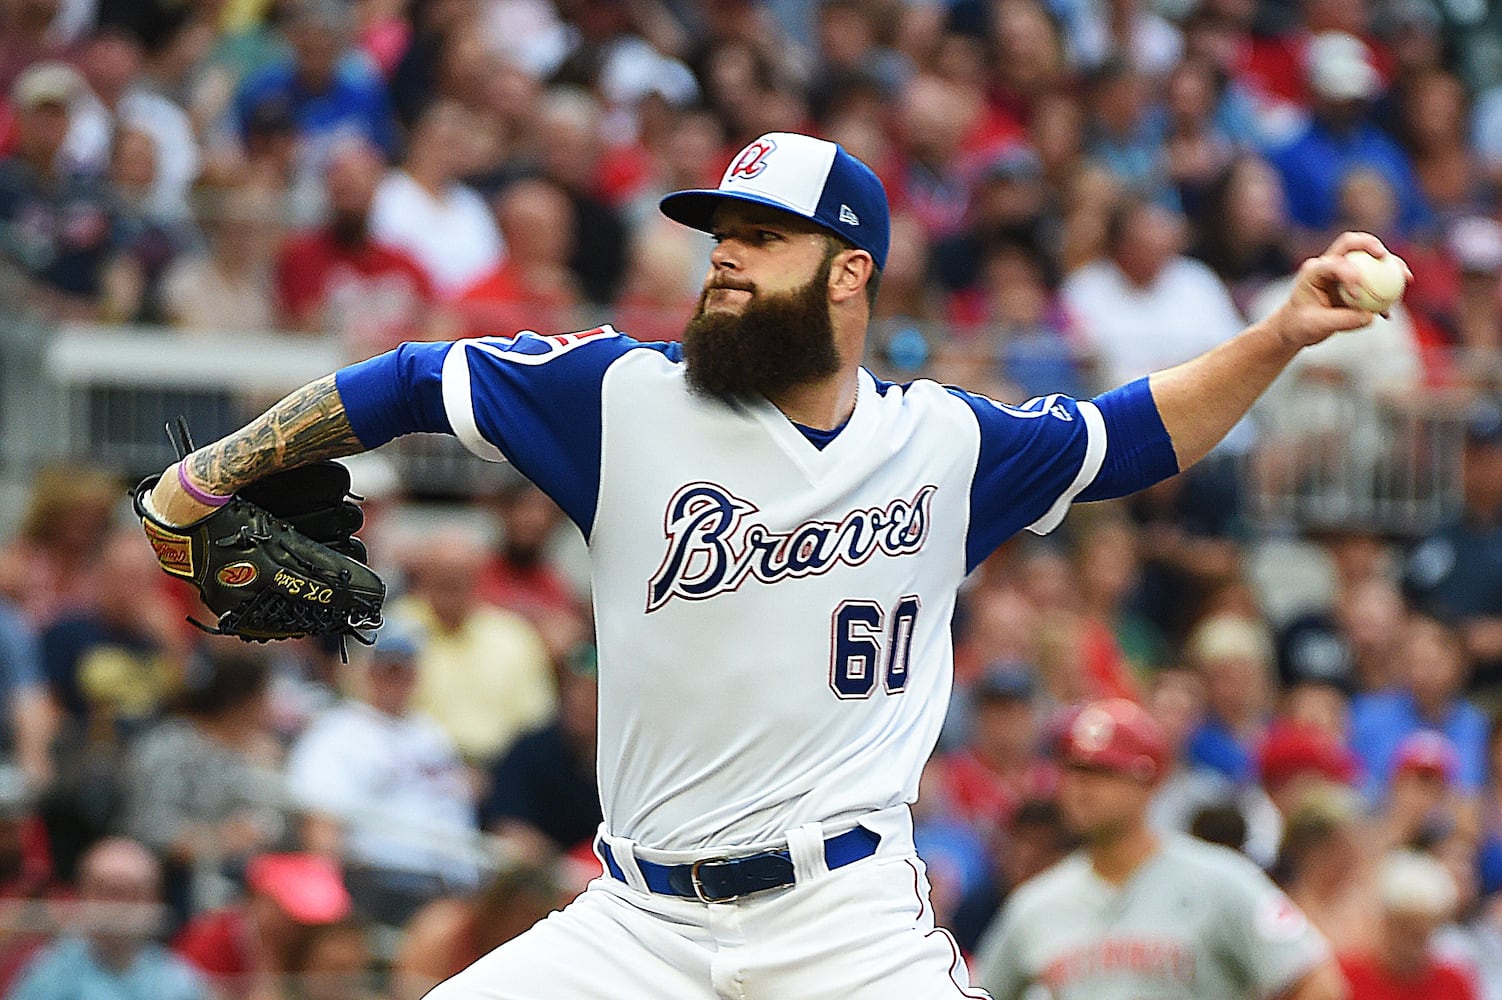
top-left (951, 377), bottom-right (1179, 572)
top-left (334, 326), bottom-right (661, 534)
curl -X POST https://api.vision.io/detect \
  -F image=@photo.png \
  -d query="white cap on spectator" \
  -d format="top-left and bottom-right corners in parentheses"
top-left (1307, 32), bottom-right (1381, 101)
top-left (1450, 217), bottom-right (1502, 274)
top-left (1188, 613), bottom-right (1275, 666)
top-left (1377, 849), bottom-right (1457, 917)
top-left (11, 61), bottom-right (85, 110)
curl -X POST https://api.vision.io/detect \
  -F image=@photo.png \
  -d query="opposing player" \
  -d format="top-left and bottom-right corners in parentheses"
top-left (141, 132), bottom-right (1395, 996)
top-left (975, 700), bottom-right (1345, 999)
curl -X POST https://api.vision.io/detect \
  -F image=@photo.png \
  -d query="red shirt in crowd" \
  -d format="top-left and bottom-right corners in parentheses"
top-left (275, 230), bottom-right (434, 357)
top-left (457, 263), bottom-right (577, 338)
top-left (174, 906), bottom-right (253, 980)
top-left (1339, 953), bottom-right (1479, 1000)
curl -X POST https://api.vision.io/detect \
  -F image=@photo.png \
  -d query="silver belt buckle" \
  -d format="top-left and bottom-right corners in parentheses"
top-left (689, 856), bottom-right (734, 903)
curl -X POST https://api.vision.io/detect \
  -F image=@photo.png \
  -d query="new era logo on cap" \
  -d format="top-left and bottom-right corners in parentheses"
top-left (658, 132), bottom-right (890, 269)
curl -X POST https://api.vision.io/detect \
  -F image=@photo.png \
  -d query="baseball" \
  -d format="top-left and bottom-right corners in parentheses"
top-left (1339, 250), bottom-right (1407, 313)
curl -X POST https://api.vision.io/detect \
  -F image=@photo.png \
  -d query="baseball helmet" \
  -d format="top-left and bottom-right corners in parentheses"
top-left (1059, 699), bottom-right (1169, 783)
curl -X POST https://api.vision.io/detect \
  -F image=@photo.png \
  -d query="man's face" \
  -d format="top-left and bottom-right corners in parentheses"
top-left (682, 202), bottom-right (846, 403)
top-left (17, 102), bottom-right (70, 164)
top-left (1057, 764), bottom-right (1152, 843)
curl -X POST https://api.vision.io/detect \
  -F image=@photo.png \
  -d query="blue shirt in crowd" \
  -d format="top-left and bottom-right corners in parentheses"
top-left (8, 936), bottom-right (205, 1000)
top-left (1269, 118), bottom-right (1433, 236)
top-left (1348, 689), bottom-right (1488, 799)
top-left (234, 62), bottom-right (398, 158)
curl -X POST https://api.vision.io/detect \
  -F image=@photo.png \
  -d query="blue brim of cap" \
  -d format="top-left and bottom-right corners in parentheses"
top-left (660, 188), bottom-right (821, 235)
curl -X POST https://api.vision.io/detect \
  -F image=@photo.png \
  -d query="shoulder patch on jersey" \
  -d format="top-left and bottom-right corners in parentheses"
top-left (978, 392), bottom-right (1074, 421)
top-left (466, 325), bottom-right (623, 366)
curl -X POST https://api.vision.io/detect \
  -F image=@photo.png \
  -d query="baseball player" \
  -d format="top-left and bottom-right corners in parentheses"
top-left (975, 699), bottom-right (1345, 1000)
top-left (141, 132), bottom-right (1394, 997)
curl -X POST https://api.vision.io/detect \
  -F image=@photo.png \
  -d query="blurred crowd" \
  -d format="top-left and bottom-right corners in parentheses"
top-left (6, 0), bottom-right (1502, 995)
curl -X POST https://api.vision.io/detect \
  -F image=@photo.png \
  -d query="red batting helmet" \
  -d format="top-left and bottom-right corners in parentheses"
top-left (1059, 699), bottom-right (1169, 783)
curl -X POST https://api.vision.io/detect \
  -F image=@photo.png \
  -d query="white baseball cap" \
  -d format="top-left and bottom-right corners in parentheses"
top-left (1307, 32), bottom-right (1381, 101)
top-left (660, 132), bottom-right (891, 269)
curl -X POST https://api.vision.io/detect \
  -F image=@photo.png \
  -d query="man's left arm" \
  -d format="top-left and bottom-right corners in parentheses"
top-left (1148, 232), bottom-right (1403, 470)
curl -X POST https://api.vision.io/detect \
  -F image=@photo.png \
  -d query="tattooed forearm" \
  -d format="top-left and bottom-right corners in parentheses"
top-left (186, 375), bottom-right (364, 493)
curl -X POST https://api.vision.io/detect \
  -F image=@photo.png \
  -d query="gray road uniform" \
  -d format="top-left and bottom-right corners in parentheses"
top-left (976, 833), bottom-right (1330, 999)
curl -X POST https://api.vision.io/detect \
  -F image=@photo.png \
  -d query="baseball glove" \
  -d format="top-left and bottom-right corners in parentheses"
top-left (132, 460), bottom-right (385, 650)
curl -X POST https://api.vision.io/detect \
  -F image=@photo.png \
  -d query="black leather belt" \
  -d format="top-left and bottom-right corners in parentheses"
top-left (598, 826), bottom-right (881, 903)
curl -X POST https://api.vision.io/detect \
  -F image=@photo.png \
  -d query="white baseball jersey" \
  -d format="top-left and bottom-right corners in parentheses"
top-left (975, 833), bottom-right (1331, 1000)
top-left (337, 326), bottom-right (1171, 853)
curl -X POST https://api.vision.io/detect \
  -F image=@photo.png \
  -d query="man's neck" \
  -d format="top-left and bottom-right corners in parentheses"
top-left (1088, 824), bottom-right (1159, 885)
top-left (768, 368), bottom-right (859, 432)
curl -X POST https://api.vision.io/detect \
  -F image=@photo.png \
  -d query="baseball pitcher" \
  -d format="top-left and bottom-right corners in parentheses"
top-left (138, 132), bottom-right (1391, 997)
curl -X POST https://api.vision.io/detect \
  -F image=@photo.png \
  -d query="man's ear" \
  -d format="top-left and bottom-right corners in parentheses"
top-left (828, 250), bottom-right (874, 305)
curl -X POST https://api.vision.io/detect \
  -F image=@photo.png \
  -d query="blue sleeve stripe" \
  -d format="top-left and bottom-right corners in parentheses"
top-left (334, 341), bottom-right (454, 449)
top-left (1025, 400), bottom-right (1107, 535)
top-left (1078, 377), bottom-right (1180, 502)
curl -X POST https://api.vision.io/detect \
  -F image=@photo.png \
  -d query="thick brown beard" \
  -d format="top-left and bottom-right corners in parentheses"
top-left (681, 258), bottom-right (841, 406)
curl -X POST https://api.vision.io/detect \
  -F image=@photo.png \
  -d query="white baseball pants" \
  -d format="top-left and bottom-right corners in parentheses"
top-left (423, 806), bottom-right (990, 999)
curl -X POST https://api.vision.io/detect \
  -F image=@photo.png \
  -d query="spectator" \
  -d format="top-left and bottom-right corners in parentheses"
top-left (1150, 667), bottom-right (1285, 867)
top-left (0, 595), bottom-right (57, 791)
top-left (1163, 57), bottom-right (1239, 219)
top-left (1350, 615), bottom-right (1489, 800)
top-left (1372, 731), bottom-right (1465, 854)
top-left (527, 86), bottom-right (629, 304)
top-left (1061, 196), bottom-right (1246, 397)
top-left (1185, 612), bottom-right (1278, 784)
top-left (285, 626), bottom-right (479, 925)
top-left (1190, 156), bottom-right (1295, 315)
top-left (1407, 403), bottom-right (1502, 689)
top-left (175, 852), bottom-right (352, 995)
top-left (1275, 783), bottom-right (1378, 955)
top-left (933, 145), bottom-right (1051, 298)
top-left (393, 529), bottom-right (556, 769)
top-left (105, 122), bottom-right (200, 324)
top-left (0, 62), bottom-right (120, 317)
top-left (1268, 32), bottom-right (1431, 237)
top-left (1340, 849), bottom-right (1480, 999)
top-left (477, 481), bottom-right (584, 656)
top-left (1082, 59), bottom-right (1172, 206)
top-left (275, 136), bottom-right (438, 356)
top-left (41, 528), bottom-right (188, 745)
top-left (233, 0), bottom-right (399, 170)
top-left (1396, 68), bottom-right (1489, 222)
top-left (64, 28), bottom-right (200, 220)
top-left (1065, 0), bottom-right (1184, 77)
top-left (458, 176), bottom-right (580, 337)
top-left (289, 918), bottom-right (377, 1000)
top-left (159, 183), bottom-right (278, 332)
top-left (481, 643), bottom-right (601, 860)
top-left (119, 649), bottom-right (282, 917)
top-left (0, 465), bottom-right (118, 629)
top-left (368, 98), bottom-right (503, 299)
top-left (9, 837), bottom-right (205, 1000)
top-left (1257, 719), bottom-right (1363, 818)
top-left (392, 864), bottom-right (563, 1000)
top-left (930, 664), bottom-right (1048, 837)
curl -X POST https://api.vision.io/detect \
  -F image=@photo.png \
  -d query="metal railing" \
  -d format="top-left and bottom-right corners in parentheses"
top-left (0, 318), bottom-right (1477, 537)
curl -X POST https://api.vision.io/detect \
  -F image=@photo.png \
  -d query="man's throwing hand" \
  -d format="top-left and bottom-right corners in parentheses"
top-left (1269, 231), bottom-right (1414, 350)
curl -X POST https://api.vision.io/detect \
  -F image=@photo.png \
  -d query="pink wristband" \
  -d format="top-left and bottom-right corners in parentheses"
top-left (177, 462), bottom-right (233, 508)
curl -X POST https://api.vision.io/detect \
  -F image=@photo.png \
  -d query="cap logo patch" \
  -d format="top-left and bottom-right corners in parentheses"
top-left (1073, 707), bottom-right (1115, 751)
top-left (839, 204), bottom-right (859, 226)
top-left (727, 138), bottom-right (777, 181)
